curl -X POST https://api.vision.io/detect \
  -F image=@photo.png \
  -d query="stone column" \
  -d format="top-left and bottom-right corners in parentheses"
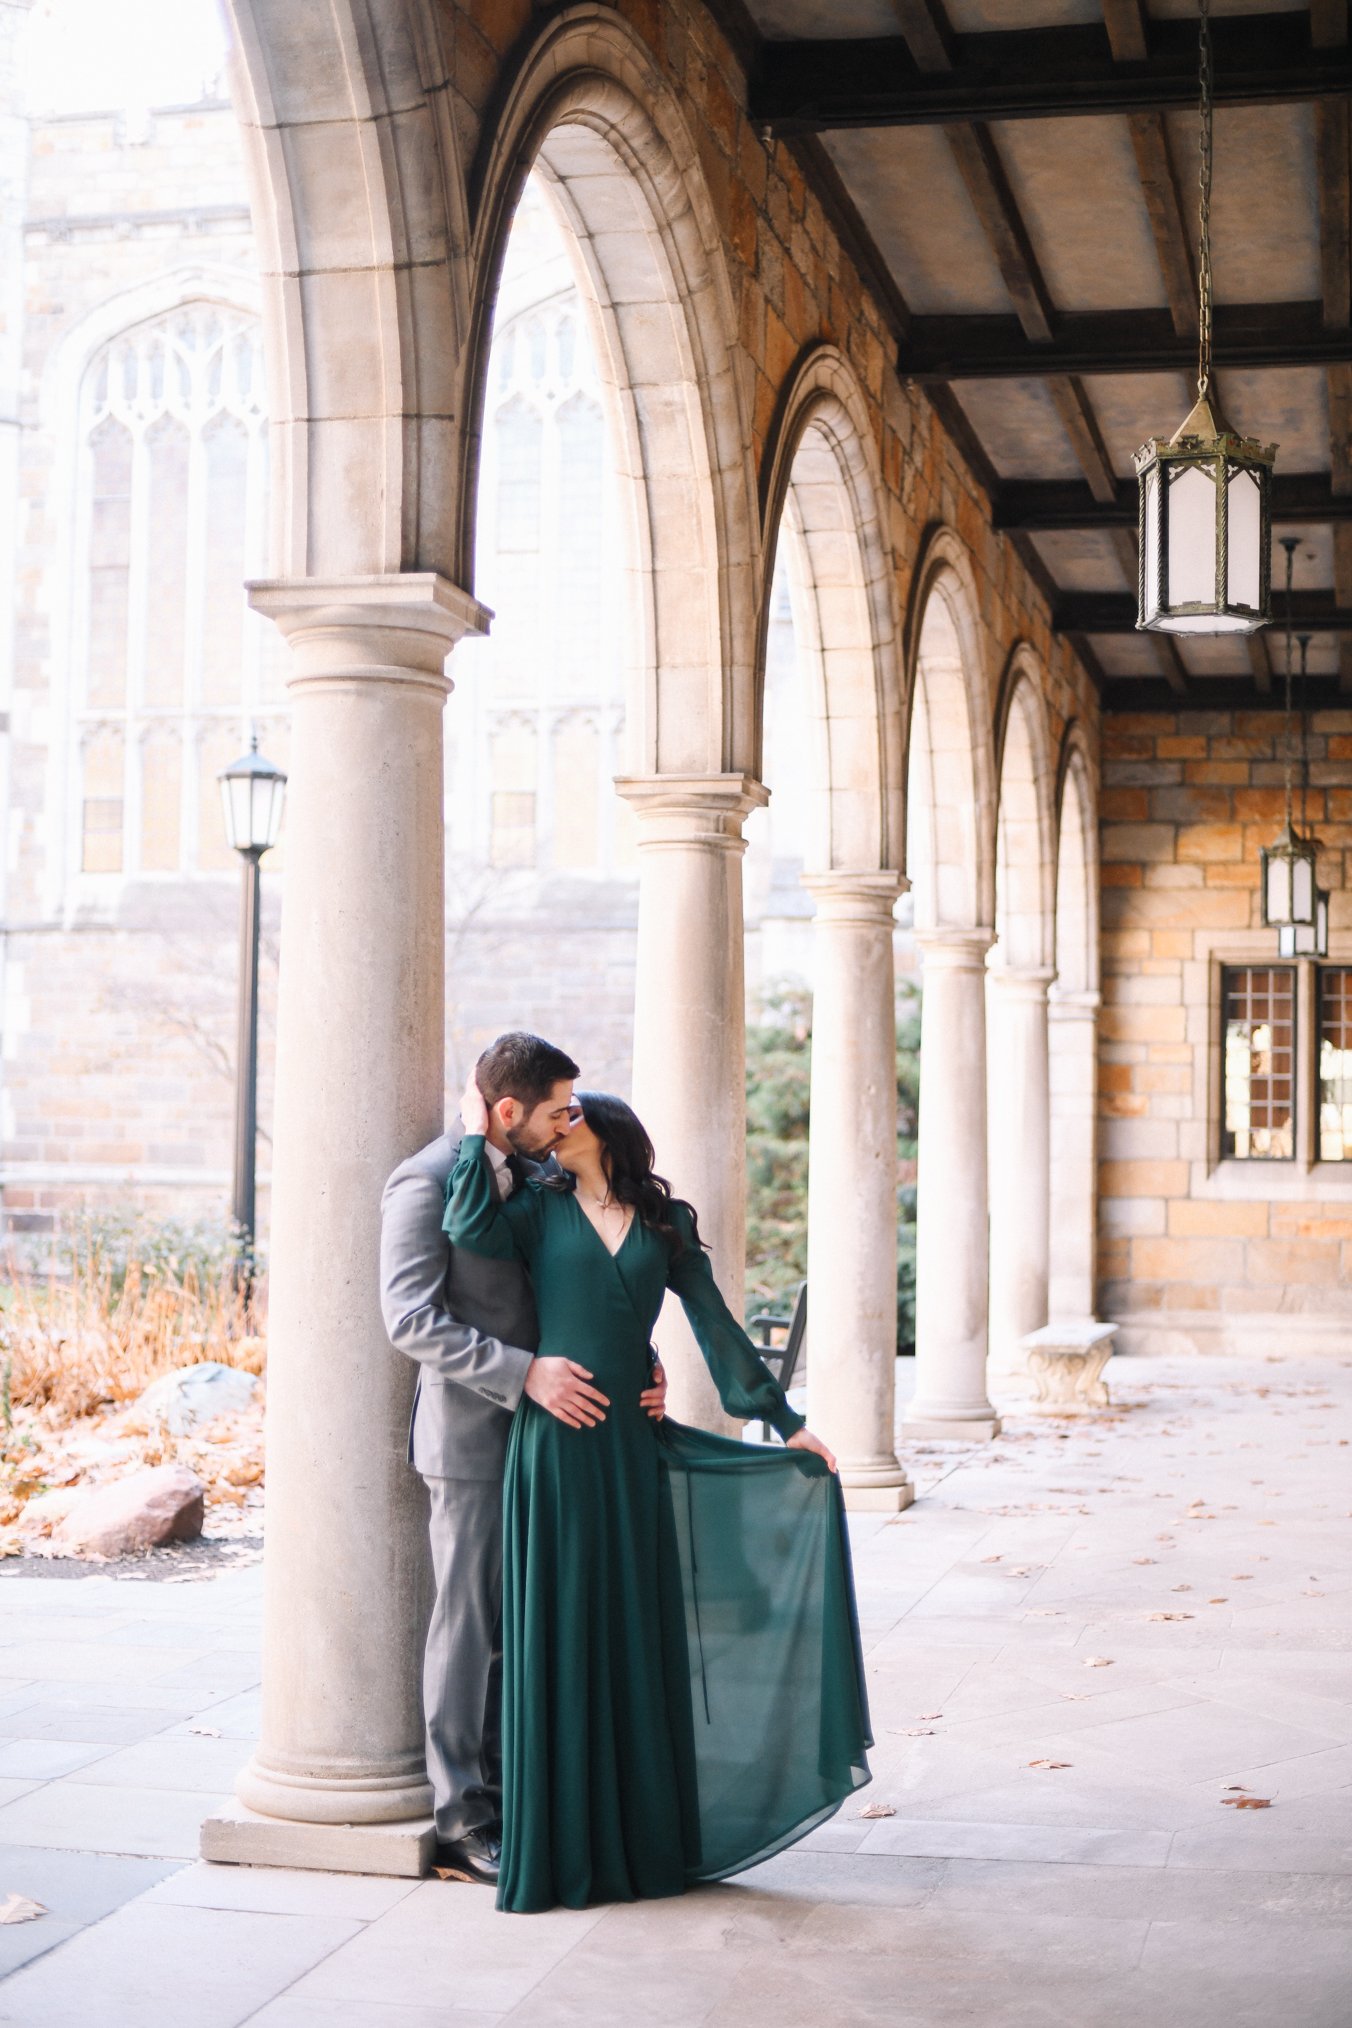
top-left (201, 574), bottom-right (487, 1876)
top-left (987, 966), bottom-right (1054, 1368)
top-left (1048, 989), bottom-right (1101, 1320)
top-left (615, 773), bottom-right (767, 1434)
top-left (802, 872), bottom-right (913, 1509)
top-left (902, 929), bottom-right (1001, 1441)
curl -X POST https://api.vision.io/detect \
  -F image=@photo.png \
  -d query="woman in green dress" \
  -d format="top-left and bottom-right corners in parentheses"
top-left (444, 1080), bottom-right (872, 1915)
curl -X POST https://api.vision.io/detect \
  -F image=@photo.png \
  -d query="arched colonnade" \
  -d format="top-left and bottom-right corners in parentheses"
top-left (205, 1), bottom-right (1100, 1873)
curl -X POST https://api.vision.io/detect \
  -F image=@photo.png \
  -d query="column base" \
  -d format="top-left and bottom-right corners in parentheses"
top-left (900, 1412), bottom-right (1002, 1442)
top-left (200, 1800), bottom-right (436, 1878)
top-left (841, 1480), bottom-right (914, 1513)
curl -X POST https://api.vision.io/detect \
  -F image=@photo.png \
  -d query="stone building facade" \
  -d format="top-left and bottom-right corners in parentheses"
top-left (1100, 705), bottom-right (1352, 1354)
top-left (0, 55), bottom-right (824, 1233)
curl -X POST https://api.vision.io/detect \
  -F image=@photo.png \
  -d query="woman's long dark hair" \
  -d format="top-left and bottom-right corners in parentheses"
top-left (563, 1091), bottom-right (706, 1258)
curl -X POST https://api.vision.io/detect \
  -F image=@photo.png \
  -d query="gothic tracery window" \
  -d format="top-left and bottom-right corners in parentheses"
top-left (452, 257), bottom-right (633, 881)
top-left (72, 301), bottom-right (281, 881)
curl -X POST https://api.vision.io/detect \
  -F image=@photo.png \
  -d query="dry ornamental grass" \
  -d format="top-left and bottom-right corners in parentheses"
top-left (0, 1218), bottom-right (267, 1549)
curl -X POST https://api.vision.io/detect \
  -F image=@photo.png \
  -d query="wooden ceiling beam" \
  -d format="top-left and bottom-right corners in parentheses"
top-left (900, 301), bottom-right (1352, 379)
top-left (1127, 113), bottom-right (1198, 338)
top-left (888, 0), bottom-right (953, 73)
top-left (1054, 590), bottom-right (1352, 633)
top-left (751, 18), bottom-right (1352, 134)
top-left (994, 473), bottom-right (1352, 531)
top-left (1246, 632), bottom-right (1274, 695)
top-left (1101, 0), bottom-right (1149, 66)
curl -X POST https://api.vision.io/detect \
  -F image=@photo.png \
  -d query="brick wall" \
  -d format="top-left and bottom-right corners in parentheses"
top-left (1098, 708), bottom-right (1352, 1352)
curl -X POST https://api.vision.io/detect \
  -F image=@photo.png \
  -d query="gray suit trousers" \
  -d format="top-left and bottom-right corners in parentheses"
top-left (423, 1476), bottom-right (503, 1843)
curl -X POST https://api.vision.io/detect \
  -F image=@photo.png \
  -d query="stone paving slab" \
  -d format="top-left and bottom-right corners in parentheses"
top-left (0, 1354), bottom-right (1347, 2025)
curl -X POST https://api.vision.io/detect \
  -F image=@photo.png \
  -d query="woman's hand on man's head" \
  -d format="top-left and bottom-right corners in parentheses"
top-left (460, 1073), bottom-right (490, 1138)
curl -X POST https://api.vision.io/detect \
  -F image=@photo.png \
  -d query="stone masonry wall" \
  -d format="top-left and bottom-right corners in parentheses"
top-left (1099, 707), bottom-right (1352, 1353)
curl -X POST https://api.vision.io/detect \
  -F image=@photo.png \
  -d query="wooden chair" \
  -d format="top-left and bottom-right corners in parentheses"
top-left (747, 1280), bottom-right (807, 1444)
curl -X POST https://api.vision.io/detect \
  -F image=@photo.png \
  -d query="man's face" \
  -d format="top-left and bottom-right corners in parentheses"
top-left (498, 1079), bottom-right (576, 1157)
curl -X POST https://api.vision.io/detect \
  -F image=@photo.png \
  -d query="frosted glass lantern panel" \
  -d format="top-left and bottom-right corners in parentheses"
top-left (1265, 852), bottom-right (1292, 923)
top-left (1141, 464), bottom-right (1160, 624)
top-left (1167, 464), bottom-right (1218, 608)
top-left (1292, 851), bottom-right (1316, 923)
top-left (1225, 466), bottom-right (1262, 609)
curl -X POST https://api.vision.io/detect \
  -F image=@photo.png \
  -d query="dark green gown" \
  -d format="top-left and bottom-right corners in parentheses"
top-left (443, 1136), bottom-right (872, 1915)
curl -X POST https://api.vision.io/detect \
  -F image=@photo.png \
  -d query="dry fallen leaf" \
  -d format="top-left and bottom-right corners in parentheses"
top-left (1146, 1611), bottom-right (1194, 1622)
top-left (1027, 1759), bottom-right (1071, 1770)
top-left (1221, 1796), bottom-right (1272, 1809)
top-left (898, 1727), bottom-right (935, 1737)
top-left (980, 1555), bottom-right (1003, 1564)
top-left (1208, 1597), bottom-right (1229, 1604)
top-left (857, 1802), bottom-right (896, 1819)
top-left (1170, 1584), bottom-right (1193, 1593)
top-left (188, 1725), bottom-right (221, 1737)
top-left (1232, 1574), bottom-right (1255, 1581)
top-left (1131, 1556), bottom-right (1156, 1565)
top-left (917, 1712), bottom-right (943, 1721)
top-left (1083, 1656), bottom-right (1115, 1668)
top-left (0, 1895), bottom-right (45, 1926)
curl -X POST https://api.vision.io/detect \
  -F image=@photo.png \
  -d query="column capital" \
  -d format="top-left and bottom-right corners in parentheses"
top-left (802, 869), bottom-right (907, 927)
top-left (987, 964), bottom-right (1057, 1004)
top-left (614, 772), bottom-right (769, 853)
top-left (248, 573), bottom-right (491, 697)
top-left (1050, 988), bottom-right (1102, 1018)
top-left (915, 926), bottom-right (995, 970)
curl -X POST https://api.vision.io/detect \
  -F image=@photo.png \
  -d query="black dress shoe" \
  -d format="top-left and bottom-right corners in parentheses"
top-left (432, 1829), bottom-right (500, 1885)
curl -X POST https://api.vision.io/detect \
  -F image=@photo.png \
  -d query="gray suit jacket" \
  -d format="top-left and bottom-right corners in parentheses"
top-left (379, 1126), bottom-right (539, 1481)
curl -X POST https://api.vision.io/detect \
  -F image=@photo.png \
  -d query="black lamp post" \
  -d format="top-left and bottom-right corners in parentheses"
top-left (218, 733), bottom-right (287, 1285)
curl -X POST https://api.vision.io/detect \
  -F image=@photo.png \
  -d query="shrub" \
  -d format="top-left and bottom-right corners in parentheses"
top-left (744, 979), bottom-right (921, 1352)
top-left (0, 1212), bottom-right (265, 1426)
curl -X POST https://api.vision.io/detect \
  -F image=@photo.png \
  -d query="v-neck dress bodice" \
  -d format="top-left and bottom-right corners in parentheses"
top-left (443, 1136), bottom-right (872, 1915)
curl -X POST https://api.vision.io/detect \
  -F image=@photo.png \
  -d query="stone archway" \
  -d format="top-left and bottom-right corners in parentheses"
top-left (757, 344), bottom-right (909, 1506)
top-left (901, 532), bottom-right (1001, 1441)
top-left (988, 651), bottom-right (1057, 1365)
top-left (1050, 728), bottom-right (1101, 1321)
top-left (459, 6), bottom-right (763, 1431)
top-left (205, 0), bottom-right (485, 1871)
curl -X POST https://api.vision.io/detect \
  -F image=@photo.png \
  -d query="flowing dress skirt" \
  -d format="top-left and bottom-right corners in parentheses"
top-left (497, 1403), bottom-right (872, 1914)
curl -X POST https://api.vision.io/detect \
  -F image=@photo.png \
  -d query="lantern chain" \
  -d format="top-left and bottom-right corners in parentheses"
top-left (1196, 0), bottom-right (1213, 401)
top-left (1281, 536), bottom-right (1297, 834)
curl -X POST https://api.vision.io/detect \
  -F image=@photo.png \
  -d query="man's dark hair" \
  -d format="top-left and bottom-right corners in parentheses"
top-left (476, 1031), bottom-right (579, 1112)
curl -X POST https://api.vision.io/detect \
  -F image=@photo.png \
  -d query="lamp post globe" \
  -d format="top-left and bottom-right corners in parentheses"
top-left (218, 734), bottom-right (287, 1286)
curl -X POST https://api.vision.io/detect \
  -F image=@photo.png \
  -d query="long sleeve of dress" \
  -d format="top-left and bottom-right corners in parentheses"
top-left (666, 1213), bottom-right (806, 1442)
top-left (442, 1134), bottom-right (544, 1262)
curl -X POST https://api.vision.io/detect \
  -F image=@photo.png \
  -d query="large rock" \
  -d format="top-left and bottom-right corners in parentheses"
top-left (50, 1465), bottom-right (205, 1559)
top-left (135, 1361), bottom-right (259, 1433)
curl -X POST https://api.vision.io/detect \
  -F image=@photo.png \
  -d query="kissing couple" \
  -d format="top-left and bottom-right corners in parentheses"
top-left (380, 1031), bottom-right (872, 1915)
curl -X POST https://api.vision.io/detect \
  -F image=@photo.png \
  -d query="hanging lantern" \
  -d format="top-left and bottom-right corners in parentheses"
top-left (1277, 890), bottom-right (1329, 959)
top-left (1262, 824), bottom-right (1319, 932)
top-left (1135, 0), bottom-right (1276, 636)
top-left (1262, 543), bottom-right (1319, 936)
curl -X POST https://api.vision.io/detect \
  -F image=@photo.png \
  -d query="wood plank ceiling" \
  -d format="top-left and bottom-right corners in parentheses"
top-left (739, 0), bottom-right (1352, 709)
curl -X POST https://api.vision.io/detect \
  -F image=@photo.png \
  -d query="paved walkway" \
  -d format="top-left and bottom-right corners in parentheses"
top-left (0, 1353), bottom-right (1348, 2027)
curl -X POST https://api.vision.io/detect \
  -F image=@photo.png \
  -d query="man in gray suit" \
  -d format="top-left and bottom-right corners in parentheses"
top-left (379, 1031), bottom-right (665, 1885)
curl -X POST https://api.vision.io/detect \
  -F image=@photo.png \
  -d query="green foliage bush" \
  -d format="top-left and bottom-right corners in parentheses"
top-left (745, 978), bottom-right (921, 1352)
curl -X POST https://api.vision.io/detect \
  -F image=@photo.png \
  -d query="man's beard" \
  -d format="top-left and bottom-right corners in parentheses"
top-left (505, 1120), bottom-right (560, 1160)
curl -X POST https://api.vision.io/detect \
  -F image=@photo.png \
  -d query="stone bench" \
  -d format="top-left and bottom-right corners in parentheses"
top-left (1019, 1322), bottom-right (1119, 1414)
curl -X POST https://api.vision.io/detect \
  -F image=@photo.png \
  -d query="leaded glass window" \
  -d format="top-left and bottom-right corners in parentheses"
top-left (1221, 966), bottom-right (1296, 1160)
top-left (72, 302), bottom-right (283, 880)
top-left (451, 176), bottom-right (633, 881)
top-left (1317, 967), bottom-right (1352, 1162)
